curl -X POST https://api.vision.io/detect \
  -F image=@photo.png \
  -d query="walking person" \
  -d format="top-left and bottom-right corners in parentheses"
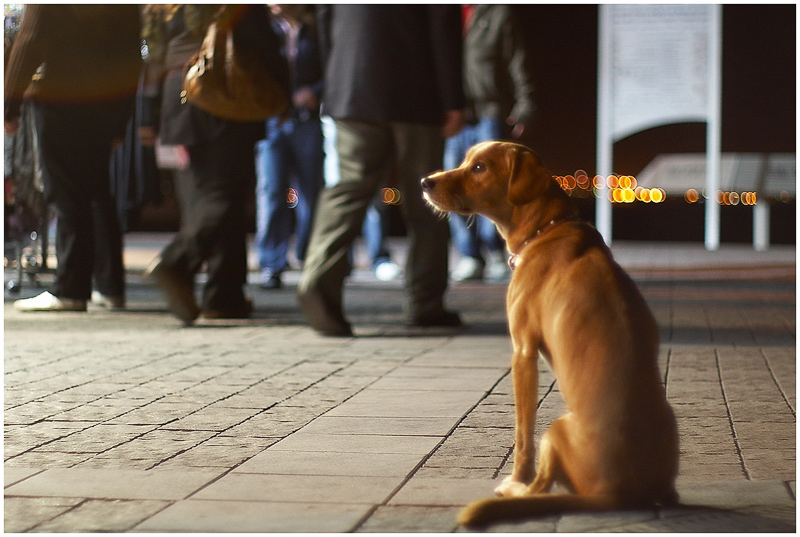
top-left (362, 198), bottom-right (401, 282)
top-left (446, 4), bottom-right (535, 283)
top-left (5, 5), bottom-right (142, 312)
top-left (298, 5), bottom-right (465, 336)
top-left (142, 4), bottom-right (289, 323)
top-left (255, 4), bottom-right (324, 290)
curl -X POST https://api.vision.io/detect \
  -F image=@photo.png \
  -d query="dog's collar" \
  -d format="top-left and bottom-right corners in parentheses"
top-left (507, 217), bottom-right (578, 271)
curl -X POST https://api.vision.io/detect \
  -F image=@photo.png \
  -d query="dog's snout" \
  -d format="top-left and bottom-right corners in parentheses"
top-left (420, 177), bottom-right (435, 192)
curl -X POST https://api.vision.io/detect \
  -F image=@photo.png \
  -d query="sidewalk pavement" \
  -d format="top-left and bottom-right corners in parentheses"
top-left (4, 234), bottom-right (796, 532)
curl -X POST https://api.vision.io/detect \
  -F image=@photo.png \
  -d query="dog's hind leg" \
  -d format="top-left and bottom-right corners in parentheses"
top-left (528, 416), bottom-right (574, 495)
top-left (496, 348), bottom-right (539, 497)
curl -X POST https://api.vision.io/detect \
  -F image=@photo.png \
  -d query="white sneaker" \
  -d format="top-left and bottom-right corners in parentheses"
top-left (485, 251), bottom-right (511, 281)
top-left (451, 256), bottom-right (485, 282)
top-left (374, 260), bottom-right (401, 281)
top-left (91, 291), bottom-right (125, 310)
top-left (14, 291), bottom-right (87, 312)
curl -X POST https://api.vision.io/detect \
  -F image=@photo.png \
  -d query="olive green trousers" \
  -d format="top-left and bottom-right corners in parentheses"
top-left (298, 118), bottom-right (451, 320)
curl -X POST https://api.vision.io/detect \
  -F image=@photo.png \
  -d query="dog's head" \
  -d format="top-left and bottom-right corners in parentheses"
top-left (421, 141), bottom-right (555, 222)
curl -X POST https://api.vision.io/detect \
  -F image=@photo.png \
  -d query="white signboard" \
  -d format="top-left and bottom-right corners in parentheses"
top-left (611, 5), bottom-right (713, 141)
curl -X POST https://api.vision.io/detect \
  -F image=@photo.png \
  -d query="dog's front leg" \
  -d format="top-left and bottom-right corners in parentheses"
top-left (495, 346), bottom-right (538, 497)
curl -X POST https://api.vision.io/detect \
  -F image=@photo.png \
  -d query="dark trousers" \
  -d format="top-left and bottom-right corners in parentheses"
top-left (34, 101), bottom-right (131, 300)
top-left (159, 132), bottom-right (255, 311)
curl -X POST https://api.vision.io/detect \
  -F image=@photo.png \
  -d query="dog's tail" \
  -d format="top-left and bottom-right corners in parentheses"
top-left (458, 493), bottom-right (629, 528)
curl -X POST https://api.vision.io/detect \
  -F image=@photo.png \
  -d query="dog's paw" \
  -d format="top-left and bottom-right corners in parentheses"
top-left (494, 476), bottom-right (528, 497)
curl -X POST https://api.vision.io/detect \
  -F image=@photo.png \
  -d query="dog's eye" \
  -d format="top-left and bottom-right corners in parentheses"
top-left (472, 162), bottom-right (486, 173)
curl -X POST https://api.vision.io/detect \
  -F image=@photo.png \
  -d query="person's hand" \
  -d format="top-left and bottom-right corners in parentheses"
top-left (292, 87), bottom-right (319, 111)
top-left (175, 145), bottom-right (190, 170)
top-left (139, 126), bottom-right (157, 147)
top-left (442, 109), bottom-right (465, 138)
top-left (5, 117), bottom-right (20, 136)
top-left (507, 116), bottom-right (525, 139)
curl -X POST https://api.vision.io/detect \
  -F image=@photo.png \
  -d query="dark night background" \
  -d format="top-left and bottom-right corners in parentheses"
top-left (140, 4), bottom-right (796, 245)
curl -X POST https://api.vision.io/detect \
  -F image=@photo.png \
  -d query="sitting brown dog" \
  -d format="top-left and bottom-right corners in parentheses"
top-left (421, 141), bottom-right (679, 527)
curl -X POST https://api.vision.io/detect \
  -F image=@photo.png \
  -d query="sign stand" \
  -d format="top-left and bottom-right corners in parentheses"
top-left (596, 6), bottom-right (614, 245)
top-left (704, 5), bottom-right (722, 251)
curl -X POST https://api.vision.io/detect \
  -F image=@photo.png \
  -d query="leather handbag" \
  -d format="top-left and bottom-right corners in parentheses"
top-left (182, 9), bottom-right (288, 122)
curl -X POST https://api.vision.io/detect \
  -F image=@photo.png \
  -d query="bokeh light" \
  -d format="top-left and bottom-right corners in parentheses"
top-left (381, 187), bottom-right (403, 205)
top-left (286, 188), bottom-right (299, 208)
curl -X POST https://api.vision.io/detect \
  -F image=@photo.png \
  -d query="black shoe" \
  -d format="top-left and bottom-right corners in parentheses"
top-left (407, 309), bottom-right (463, 328)
top-left (297, 286), bottom-right (353, 337)
top-left (145, 258), bottom-right (199, 325)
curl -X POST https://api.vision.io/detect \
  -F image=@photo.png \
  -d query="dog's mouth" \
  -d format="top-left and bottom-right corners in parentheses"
top-left (423, 191), bottom-right (470, 215)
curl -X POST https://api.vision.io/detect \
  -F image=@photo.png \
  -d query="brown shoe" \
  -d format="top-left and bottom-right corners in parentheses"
top-left (297, 286), bottom-right (353, 337)
top-left (200, 297), bottom-right (253, 319)
top-left (145, 257), bottom-right (199, 325)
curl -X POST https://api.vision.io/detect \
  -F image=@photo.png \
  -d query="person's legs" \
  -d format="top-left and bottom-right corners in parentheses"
top-left (298, 117), bottom-right (390, 335)
top-left (444, 124), bottom-right (484, 281)
top-left (195, 137), bottom-right (251, 313)
top-left (287, 118), bottom-right (324, 264)
top-left (473, 116), bottom-right (506, 256)
top-left (255, 121), bottom-right (291, 276)
top-left (91, 194), bottom-right (125, 299)
top-left (18, 100), bottom-right (129, 311)
top-left (473, 117), bottom-right (510, 281)
top-left (92, 100), bottom-right (133, 303)
top-left (149, 156), bottom-right (205, 323)
top-left (443, 125), bottom-right (477, 258)
top-left (156, 129), bottom-right (252, 318)
top-left (34, 103), bottom-right (123, 301)
top-left (449, 215), bottom-right (481, 259)
top-left (362, 200), bottom-right (391, 268)
top-left (392, 122), bottom-right (459, 325)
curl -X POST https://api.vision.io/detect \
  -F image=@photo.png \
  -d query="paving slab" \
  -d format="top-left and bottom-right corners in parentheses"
top-left (135, 499), bottom-right (373, 533)
top-left (3, 496), bottom-right (84, 533)
top-left (4, 467), bottom-right (44, 487)
top-left (235, 449), bottom-right (423, 477)
top-left (268, 431), bottom-right (443, 455)
top-left (297, 415), bottom-right (457, 436)
top-left (32, 499), bottom-right (171, 533)
top-left (389, 477), bottom-right (500, 507)
top-left (192, 473), bottom-right (399, 504)
top-left (357, 505), bottom-right (463, 533)
top-left (325, 389), bottom-right (487, 419)
top-left (4, 468), bottom-right (224, 501)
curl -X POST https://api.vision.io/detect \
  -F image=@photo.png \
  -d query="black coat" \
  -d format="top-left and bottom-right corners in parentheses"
top-left (317, 5), bottom-right (465, 126)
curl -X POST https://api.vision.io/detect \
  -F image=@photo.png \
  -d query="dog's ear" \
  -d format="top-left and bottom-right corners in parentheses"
top-left (507, 147), bottom-right (552, 205)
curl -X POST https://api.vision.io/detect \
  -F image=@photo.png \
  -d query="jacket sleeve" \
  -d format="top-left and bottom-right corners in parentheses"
top-left (4, 5), bottom-right (47, 121)
top-left (315, 4), bottom-right (332, 72)
top-left (425, 5), bottom-right (465, 113)
top-left (503, 8), bottom-right (535, 124)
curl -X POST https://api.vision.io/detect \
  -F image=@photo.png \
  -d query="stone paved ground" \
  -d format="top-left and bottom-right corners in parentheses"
top-left (3, 236), bottom-right (796, 532)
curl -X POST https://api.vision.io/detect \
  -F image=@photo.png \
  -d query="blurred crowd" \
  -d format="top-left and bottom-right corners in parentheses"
top-left (4, 4), bottom-right (533, 336)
